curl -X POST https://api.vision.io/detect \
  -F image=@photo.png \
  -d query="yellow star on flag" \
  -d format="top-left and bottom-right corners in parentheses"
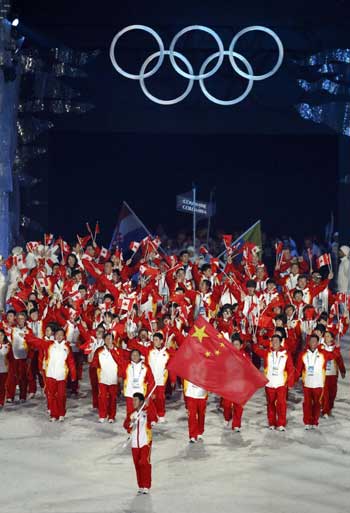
top-left (192, 325), bottom-right (208, 343)
top-left (205, 351), bottom-right (211, 358)
top-left (215, 350), bottom-right (220, 356)
top-left (219, 342), bottom-right (225, 348)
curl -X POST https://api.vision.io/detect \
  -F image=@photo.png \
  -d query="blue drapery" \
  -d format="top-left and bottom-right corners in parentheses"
top-left (0, 19), bottom-right (20, 258)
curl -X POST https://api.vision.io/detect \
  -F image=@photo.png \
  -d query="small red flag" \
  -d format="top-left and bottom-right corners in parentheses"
top-left (77, 234), bottom-right (91, 248)
top-left (210, 257), bottom-right (220, 269)
top-left (275, 241), bottom-right (283, 255)
top-left (222, 234), bottom-right (232, 250)
top-left (139, 264), bottom-right (159, 279)
top-left (317, 253), bottom-right (331, 269)
top-left (168, 316), bottom-right (267, 405)
top-left (44, 233), bottom-right (54, 246)
top-left (99, 246), bottom-right (110, 260)
top-left (336, 292), bottom-right (347, 304)
top-left (258, 315), bottom-right (274, 329)
top-left (129, 241), bottom-right (140, 253)
top-left (94, 221), bottom-right (100, 236)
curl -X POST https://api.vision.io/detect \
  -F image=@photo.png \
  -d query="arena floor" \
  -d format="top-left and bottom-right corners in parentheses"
top-left (1, 338), bottom-right (349, 513)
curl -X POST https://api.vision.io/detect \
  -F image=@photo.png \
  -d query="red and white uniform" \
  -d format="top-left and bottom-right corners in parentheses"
top-left (147, 346), bottom-right (173, 419)
top-left (27, 319), bottom-right (47, 395)
top-left (242, 294), bottom-right (260, 319)
top-left (292, 280), bottom-right (329, 306)
top-left (123, 405), bottom-right (157, 491)
top-left (184, 380), bottom-right (208, 440)
top-left (123, 361), bottom-right (155, 416)
top-left (253, 345), bottom-right (294, 428)
top-left (312, 288), bottom-right (329, 314)
top-left (88, 337), bottom-right (105, 408)
top-left (91, 346), bottom-right (123, 421)
top-left (220, 286), bottom-right (239, 306)
top-left (0, 342), bottom-right (13, 406)
top-left (296, 347), bottom-right (338, 426)
top-left (262, 288), bottom-right (280, 306)
top-left (7, 326), bottom-right (31, 401)
top-left (321, 343), bottom-right (346, 416)
top-left (64, 321), bottom-right (83, 393)
top-left (27, 336), bottom-right (76, 420)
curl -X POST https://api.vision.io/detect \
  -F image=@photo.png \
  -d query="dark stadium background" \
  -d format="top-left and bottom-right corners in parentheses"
top-left (16, 0), bottom-right (348, 245)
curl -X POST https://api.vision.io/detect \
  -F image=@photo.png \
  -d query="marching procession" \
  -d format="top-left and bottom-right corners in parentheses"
top-left (0, 227), bottom-right (348, 494)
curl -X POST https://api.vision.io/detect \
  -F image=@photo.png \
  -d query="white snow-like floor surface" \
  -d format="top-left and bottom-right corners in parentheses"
top-left (1, 338), bottom-right (350, 513)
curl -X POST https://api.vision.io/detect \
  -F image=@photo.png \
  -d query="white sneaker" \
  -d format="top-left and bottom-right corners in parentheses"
top-left (304, 424), bottom-right (312, 430)
top-left (98, 418), bottom-right (106, 423)
top-left (6, 398), bottom-right (13, 404)
top-left (277, 426), bottom-right (286, 432)
top-left (28, 393), bottom-right (35, 399)
top-left (269, 426), bottom-right (276, 430)
top-left (323, 413), bottom-right (329, 419)
top-left (50, 418), bottom-right (57, 422)
top-left (158, 417), bottom-right (165, 423)
top-left (58, 416), bottom-right (65, 422)
top-left (142, 488), bottom-right (149, 494)
top-left (311, 425), bottom-right (318, 430)
top-left (233, 427), bottom-right (241, 433)
top-left (137, 489), bottom-right (143, 495)
top-left (197, 435), bottom-right (203, 441)
top-left (108, 419), bottom-right (114, 424)
top-left (224, 420), bottom-right (230, 428)
top-left (189, 437), bottom-right (197, 443)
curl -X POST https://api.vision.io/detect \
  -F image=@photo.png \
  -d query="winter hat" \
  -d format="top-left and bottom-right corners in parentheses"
top-left (340, 245), bottom-right (350, 257)
top-left (12, 246), bottom-right (23, 255)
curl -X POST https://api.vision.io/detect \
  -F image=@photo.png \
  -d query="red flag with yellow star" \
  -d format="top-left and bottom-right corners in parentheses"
top-left (168, 316), bottom-right (267, 405)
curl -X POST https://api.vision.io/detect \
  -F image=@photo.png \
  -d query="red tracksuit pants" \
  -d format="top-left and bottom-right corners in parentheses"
top-left (0, 372), bottom-right (8, 406)
top-left (265, 386), bottom-right (287, 427)
top-left (132, 444), bottom-right (152, 489)
top-left (187, 397), bottom-right (206, 439)
top-left (89, 366), bottom-right (99, 408)
top-left (68, 352), bottom-right (83, 393)
top-left (222, 398), bottom-right (243, 428)
top-left (153, 385), bottom-right (166, 418)
top-left (46, 377), bottom-right (67, 419)
top-left (322, 375), bottom-right (338, 415)
top-left (7, 359), bottom-right (28, 400)
top-left (303, 386), bottom-right (323, 426)
top-left (98, 383), bottom-right (118, 420)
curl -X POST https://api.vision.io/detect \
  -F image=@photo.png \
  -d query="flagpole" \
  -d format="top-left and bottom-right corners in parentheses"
top-left (192, 184), bottom-right (196, 253)
top-left (123, 201), bottom-right (168, 255)
top-left (119, 383), bottom-right (157, 449)
top-left (217, 219), bottom-right (261, 259)
top-left (206, 188), bottom-right (214, 248)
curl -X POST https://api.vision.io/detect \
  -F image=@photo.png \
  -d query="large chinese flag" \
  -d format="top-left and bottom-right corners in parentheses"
top-left (168, 316), bottom-right (267, 405)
